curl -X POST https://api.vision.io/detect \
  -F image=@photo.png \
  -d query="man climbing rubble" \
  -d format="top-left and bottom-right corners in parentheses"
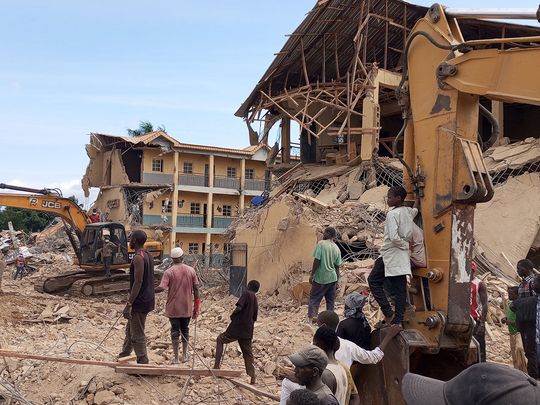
top-left (308, 227), bottom-right (343, 323)
top-left (156, 247), bottom-right (200, 364)
top-left (118, 230), bottom-right (155, 364)
top-left (470, 261), bottom-right (488, 362)
top-left (368, 186), bottom-right (418, 326)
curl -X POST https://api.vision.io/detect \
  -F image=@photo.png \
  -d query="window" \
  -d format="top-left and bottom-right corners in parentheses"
top-left (161, 200), bottom-right (172, 213)
top-left (222, 205), bottom-right (232, 216)
top-left (245, 168), bottom-right (254, 179)
top-left (183, 162), bottom-right (193, 174)
top-left (190, 202), bottom-right (201, 215)
top-left (188, 243), bottom-right (199, 254)
top-left (227, 167), bottom-right (237, 178)
top-left (152, 159), bottom-right (163, 172)
top-left (223, 243), bottom-right (231, 255)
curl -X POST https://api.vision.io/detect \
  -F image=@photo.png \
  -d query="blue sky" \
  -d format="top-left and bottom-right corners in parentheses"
top-left (0, 0), bottom-right (538, 206)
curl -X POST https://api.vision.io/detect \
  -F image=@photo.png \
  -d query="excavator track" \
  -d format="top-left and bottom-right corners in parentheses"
top-left (34, 270), bottom-right (163, 297)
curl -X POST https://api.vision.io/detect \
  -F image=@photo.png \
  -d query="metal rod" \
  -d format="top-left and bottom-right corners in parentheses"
top-left (445, 7), bottom-right (539, 20)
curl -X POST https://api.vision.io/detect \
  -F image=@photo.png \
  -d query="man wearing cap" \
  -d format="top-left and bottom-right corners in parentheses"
top-left (289, 345), bottom-right (339, 405)
top-left (402, 362), bottom-right (540, 404)
top-left (156, 247), bottom-right (200, 364)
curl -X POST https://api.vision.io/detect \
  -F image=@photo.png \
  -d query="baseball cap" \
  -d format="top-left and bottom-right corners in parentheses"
top-left (289, 345), bottom-right (328, 371)
top-left (170, 247), bottom-right (184, 258)
top-left (402, 363), bottom-right (540, 405)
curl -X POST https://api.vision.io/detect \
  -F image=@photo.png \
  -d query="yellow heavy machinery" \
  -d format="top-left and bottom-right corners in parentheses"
top-left (358, 4), bottom-right (540, 403)
top-left (0, 183), bottom-right (163, 296)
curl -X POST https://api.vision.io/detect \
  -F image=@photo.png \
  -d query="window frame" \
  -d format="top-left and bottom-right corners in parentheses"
top-left (188, 242), bottom-right (199, 254)
top-left (183, 162), bottom-right (193, 174)
top-left (222, 205), bottom-right (232, 217)
top-left (190, 202), bottom-right (201, 215)
top-left (161, 200), bottom-right (172, 213)
top-left (245, 168), bottom-right (254, 180)
top-left (226, 167), bottom-right (237, 178)
top-left (152, 159), bottom-right (164, 172)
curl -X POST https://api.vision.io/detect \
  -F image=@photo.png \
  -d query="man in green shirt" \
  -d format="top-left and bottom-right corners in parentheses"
top-left (308, 227), bottom-right (342, 322)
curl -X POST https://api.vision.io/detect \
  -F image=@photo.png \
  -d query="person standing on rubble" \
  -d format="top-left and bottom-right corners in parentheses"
top-left (368, 186), bottom-right (418, 326)
top-left (511, 274), bottom-right (540, 379)
top-left (308, 227), bottom-right (343, 323)
top-left (119, 230), bottom-right (155, 364)
top-left (214, 280), bottom-right (259, 384)
top-left (14, 253), bottom-right (27, 280)
top-left (517, 259), bottom-right (537, 298)
top-left (0, 251), bottom-right (5, 293)
top-left (470, 261), bottom-right (488, 362)
top-left (156, 247), bottom-right (201, 364)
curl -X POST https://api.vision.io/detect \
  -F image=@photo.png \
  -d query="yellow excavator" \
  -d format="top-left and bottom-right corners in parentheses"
top-left (358, 4), bottom-right (540, 404)
top-left (0, 183), bottom-right (163, 296)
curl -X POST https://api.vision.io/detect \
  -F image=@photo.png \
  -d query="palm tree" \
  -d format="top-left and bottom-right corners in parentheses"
top-left (127, 121), bottom-right (166, 137)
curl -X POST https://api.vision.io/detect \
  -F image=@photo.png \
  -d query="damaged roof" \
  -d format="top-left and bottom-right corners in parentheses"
top-left (236, 0), bottom-right (540, 117)
top-left (90, 131), bottom-right (269, 157)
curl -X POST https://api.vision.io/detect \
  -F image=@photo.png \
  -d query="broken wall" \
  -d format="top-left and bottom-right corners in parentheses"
top-left (93, 187), bottom-right (129, 223)
top-left (233, 197), bottom-right (318, 293)
top-left (475, 172), bottom-right (540, 277)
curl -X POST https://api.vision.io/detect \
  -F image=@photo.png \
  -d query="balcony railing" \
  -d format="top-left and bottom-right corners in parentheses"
top-left (245, 178), bottom-right (268, 191)
top-left (178, 173), bottom-right (209, 187)
top-left (214, 176), bottom-right (240, 190)
top-left (142, 172), bottom-right (173, 185)
top-left (177, 214), bottom-right (204, 227)
top-left (212, 216), bottom-right (234, 229)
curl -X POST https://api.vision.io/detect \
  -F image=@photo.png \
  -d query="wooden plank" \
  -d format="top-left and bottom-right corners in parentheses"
top-left (115, 365), bottom-right (241, 377)
top-left (0, 350), bottom-right (120, 368)
top-left (292, 192), bottom-right (329, 209)
top-left (117, 355), bottom-right (137, 363)
top-left (223, 377), bottom-right (280, 402)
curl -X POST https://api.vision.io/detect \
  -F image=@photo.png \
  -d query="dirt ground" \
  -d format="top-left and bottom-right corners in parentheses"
top-left (0, 259), bottom-right (515, 404)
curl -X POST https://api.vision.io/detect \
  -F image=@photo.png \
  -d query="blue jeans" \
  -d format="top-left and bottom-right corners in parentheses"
top-left (308, 281), bottom-right (337, 319)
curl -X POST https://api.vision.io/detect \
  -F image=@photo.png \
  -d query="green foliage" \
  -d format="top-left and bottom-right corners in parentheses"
top-left (0, 207), bottom-right (55, 233)
top-left (127, 121), bottom-right (166, 137)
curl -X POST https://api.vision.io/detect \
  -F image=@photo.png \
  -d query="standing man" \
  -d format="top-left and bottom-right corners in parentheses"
top-left (14, 253), bottom-right (26, 280)
top-left (0, 251), bottom-right (5, 293)
top-left (101, 233), bottom-right (118, 278)
top-left (119, 230), bottom-right (155, 364)
top-left (517, 259), bottom-right (536, 298)
top-left (214, 280), bottom-right (259, 384)
top-left (470, 261), bottom-right (488, 362)
top-left (368, 186), bottom-right (417, 326)
top-left (156, 247), bottom-right (200, 364)
top-left (308, 227), bottom-right (342, 323)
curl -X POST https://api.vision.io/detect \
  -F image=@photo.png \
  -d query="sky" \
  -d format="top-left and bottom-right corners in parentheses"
top-left (0, 0), bottom-right (539, 207)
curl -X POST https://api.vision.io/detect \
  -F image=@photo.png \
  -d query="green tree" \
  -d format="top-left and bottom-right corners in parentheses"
top-left (127, 121), bottom-right (166, 137)
top-left (0, 207), bottom-right (55, 233)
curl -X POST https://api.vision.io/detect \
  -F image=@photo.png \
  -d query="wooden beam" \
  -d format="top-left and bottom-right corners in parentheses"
top-left (222, 378), bottom-right (280, 402)
top-left (116, 365), bottom-right (242, 377)
top-left (0, 350), bottom-right (121, 368)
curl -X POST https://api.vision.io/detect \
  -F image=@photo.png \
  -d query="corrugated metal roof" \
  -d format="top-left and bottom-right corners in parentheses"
top-left (236, 0), bottom-right (540, 117)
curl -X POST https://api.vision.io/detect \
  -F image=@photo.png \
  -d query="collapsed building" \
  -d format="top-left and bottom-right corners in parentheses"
top-left (231, 0), bottom-right (540, 292)
top-left (82, 131), bottom-right (269, 255)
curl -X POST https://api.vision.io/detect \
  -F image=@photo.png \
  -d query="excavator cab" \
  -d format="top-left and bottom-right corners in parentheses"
top-left (79, 223), bottom-right (129, 269)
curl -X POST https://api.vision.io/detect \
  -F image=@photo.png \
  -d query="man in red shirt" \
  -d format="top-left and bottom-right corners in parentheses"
top-left (470, 261), bottom-right (488, 362)
top-left (157, 247), bottom-right (200, 364)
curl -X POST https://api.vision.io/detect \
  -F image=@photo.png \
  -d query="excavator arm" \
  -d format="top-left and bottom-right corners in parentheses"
top-left (359, 4), bottom-right (540, 404)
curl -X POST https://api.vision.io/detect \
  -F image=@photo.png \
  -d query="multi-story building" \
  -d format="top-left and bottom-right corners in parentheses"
top-left (82, 131), bottom-right (269, 255)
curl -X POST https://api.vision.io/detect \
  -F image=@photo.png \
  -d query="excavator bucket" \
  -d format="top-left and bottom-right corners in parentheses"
top-left (355, 329), bottom-right (479, 404)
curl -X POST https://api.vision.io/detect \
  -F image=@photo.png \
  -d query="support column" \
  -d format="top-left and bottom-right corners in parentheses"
top-left (491, 101), bottom-right (504, 145)
top-left (205, 154), bottom-right (215, 266)
top-left (281, 117), bottom-right (291, 163)
top-left (239, 158), bottom-right (246, 213)
top-left (169, 151), bottom-right (179, 253)
top-left (361, 76), bottom-right (380, 161)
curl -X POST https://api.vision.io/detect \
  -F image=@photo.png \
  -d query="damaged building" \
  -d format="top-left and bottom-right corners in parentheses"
top-left (231, 0), bottom-right (540, 292)
top-left (82, 131), bottom-right (269, 254)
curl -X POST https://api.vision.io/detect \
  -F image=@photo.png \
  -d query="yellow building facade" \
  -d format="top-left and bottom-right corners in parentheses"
top-left (140, 139), bottom-right (269, 256)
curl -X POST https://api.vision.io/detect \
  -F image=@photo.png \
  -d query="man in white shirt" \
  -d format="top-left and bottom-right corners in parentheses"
top-left (368, 186), bottom-right (418, 326)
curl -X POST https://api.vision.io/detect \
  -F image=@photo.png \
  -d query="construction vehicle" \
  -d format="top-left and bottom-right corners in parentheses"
top-left (0, 183), bottom-right (163, 296)
top-left (358, 4), bottom-right (540, 404)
